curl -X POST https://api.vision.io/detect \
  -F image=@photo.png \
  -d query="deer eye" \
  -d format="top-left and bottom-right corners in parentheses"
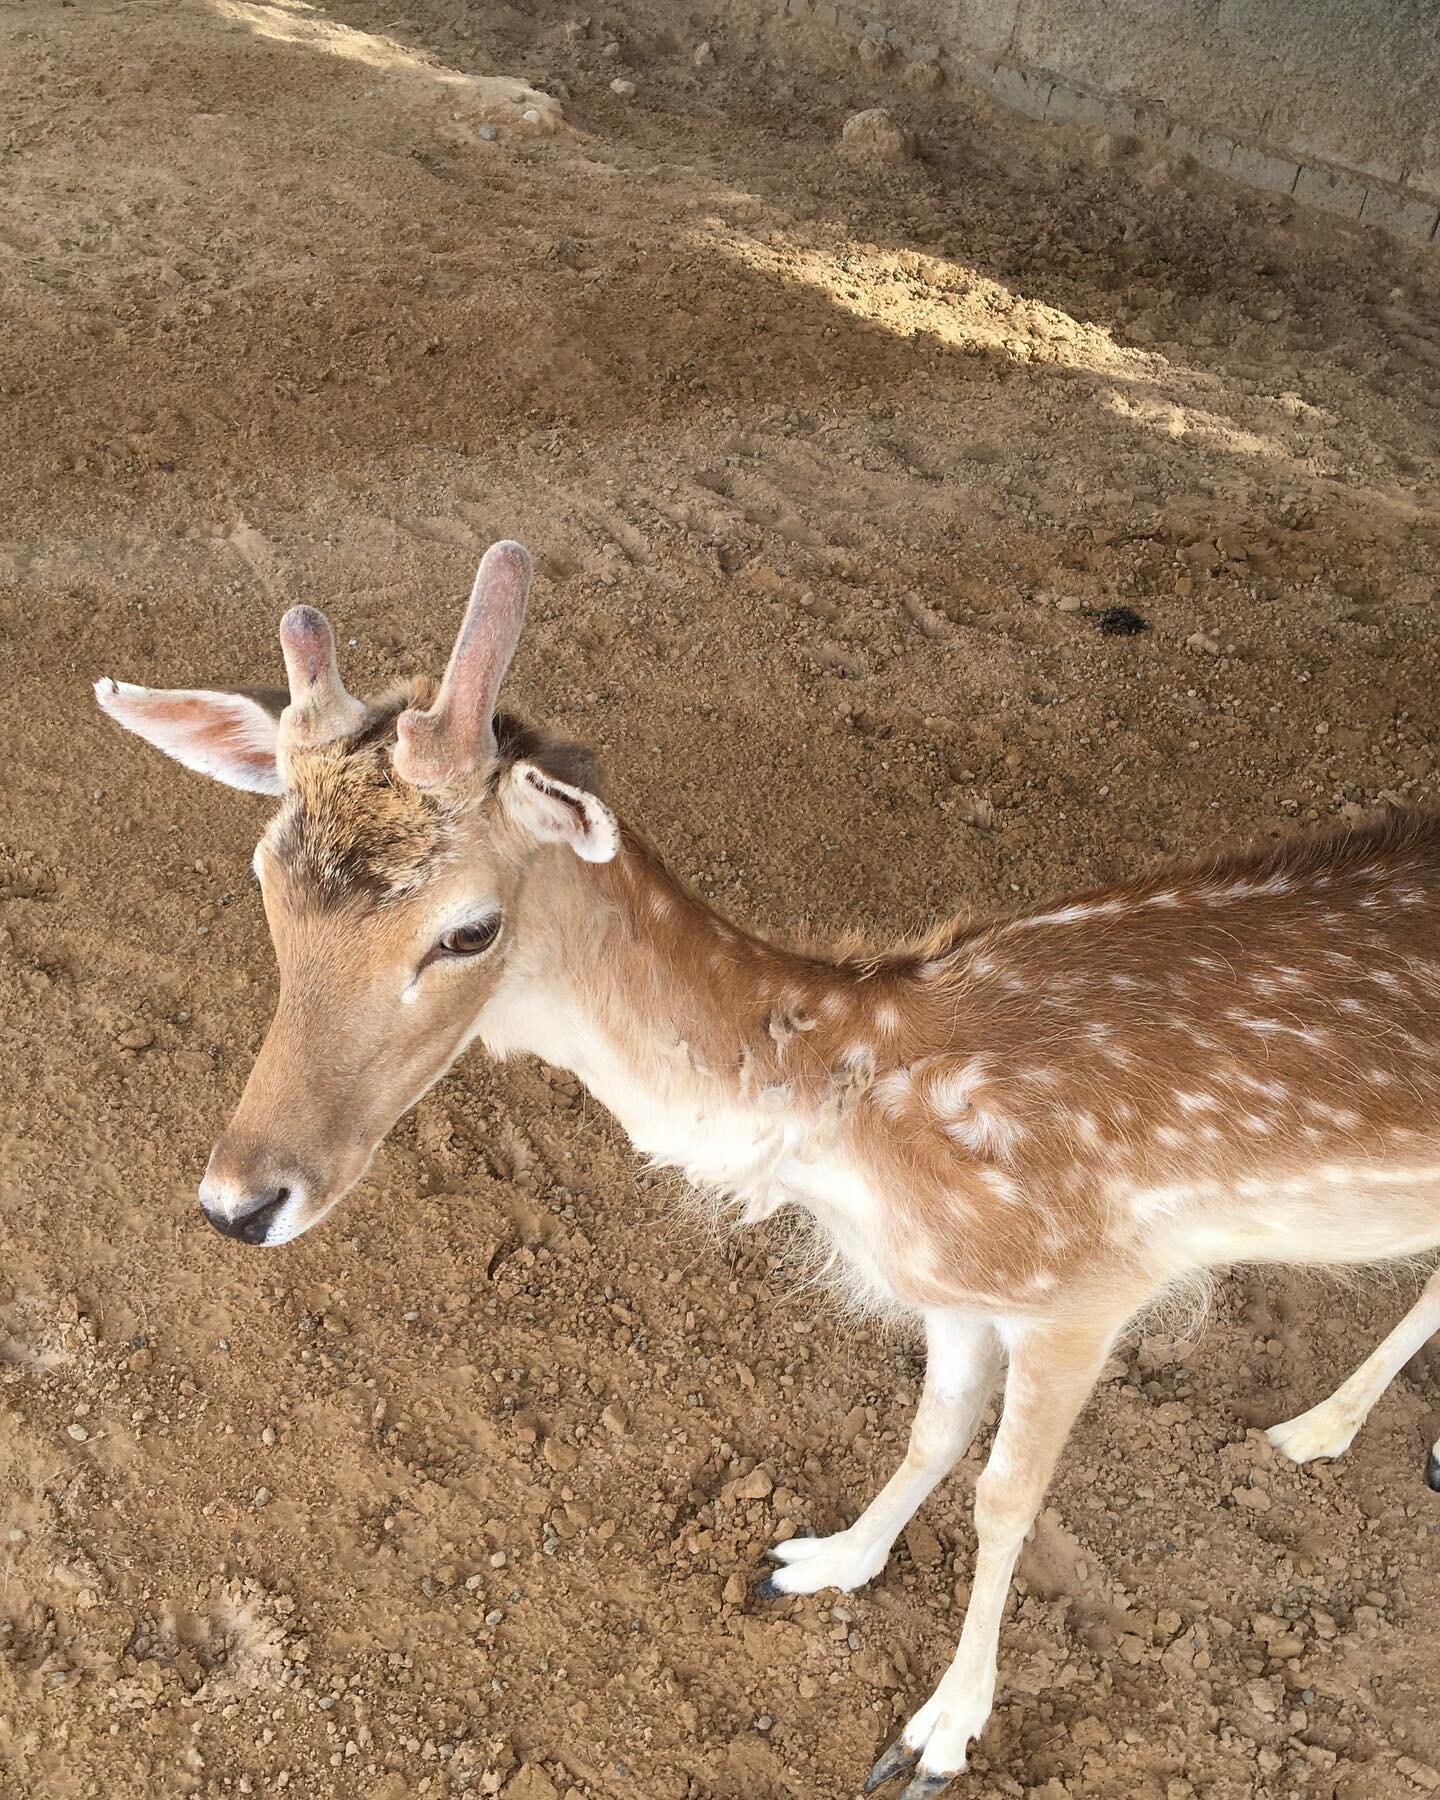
top-left (434, 915), bottom-right (501, 960)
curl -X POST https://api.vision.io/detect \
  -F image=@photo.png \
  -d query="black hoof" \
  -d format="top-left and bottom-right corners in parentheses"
top-left (1427, 1445), bottom-right (1440, 1492)
top-left (899, 1774), bottom-right (954, 1800)
top-left (753, 1573), bottom-right (786, 1601)
top-left (864, 1737), bottom-right (918, 1793)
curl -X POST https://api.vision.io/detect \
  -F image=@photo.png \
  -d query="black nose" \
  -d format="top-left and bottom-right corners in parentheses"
top-left (204, 1187), bottom-right (290, 1245)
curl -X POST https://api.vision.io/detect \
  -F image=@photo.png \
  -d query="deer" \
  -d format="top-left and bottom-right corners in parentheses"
top-left (95, 540), bottom-right (1440, 1797)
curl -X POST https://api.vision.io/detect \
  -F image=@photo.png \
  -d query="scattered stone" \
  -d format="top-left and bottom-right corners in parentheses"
top-left (1186, 629), bottom-right (1221, 655)
top-left (693, 41), bottom-right (714, 67)
top-left (609, 78), bottom-right (637, 99)
top-left (852, 1647), bottom-right (902, 1687)
top-left (254, 1488), bottom-right (272, 1509)
top-left (506, 1767), bottom-right (560, 1800)
top-left (478, 125), bottom-right (499, 141)
top-left (839, 1404), bottom-right (868, 1444)
top-left (839, 108), bottom-right (912, 165)
top-left (1232, 1484), bottom-right (1271, 1511)
top-left (735, 1465), bottom-right (774, 1501)
top-left (902, 56), bottom-right (944, 92)
top-left (116, 1024), bottom-right (155, 1051)
top-left (66, 1424), bottom-right (89, 1443)
top-left (1056, 595), bottom-right (1085, 612)
top-left (543, 1436), bottom-right (579, 1473)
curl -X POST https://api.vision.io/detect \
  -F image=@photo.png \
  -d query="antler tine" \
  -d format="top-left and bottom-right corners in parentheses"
top-left (278, 604), bottom-right (366, 748)
top-left (392, 540), bottom-right (533, 788)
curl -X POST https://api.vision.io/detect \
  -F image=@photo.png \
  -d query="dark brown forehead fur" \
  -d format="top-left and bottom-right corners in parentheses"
top-left (270, 681), bottom-right (602, 904)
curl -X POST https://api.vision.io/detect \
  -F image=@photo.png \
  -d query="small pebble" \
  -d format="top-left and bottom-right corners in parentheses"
top-left (478, 125), bottom-right (498, 142)
top-left (254, 1488), bottom-right (272, 1508)
top-left (520, 108), bottom-right (540, 125)
top-left (610, 78), bottom-right (637, 98)
top-left (66, 1424), bottom-right (89, 1443)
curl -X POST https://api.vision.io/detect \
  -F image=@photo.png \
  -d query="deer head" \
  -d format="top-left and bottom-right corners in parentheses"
top-left (94, 542), bottom-right (618, 1246)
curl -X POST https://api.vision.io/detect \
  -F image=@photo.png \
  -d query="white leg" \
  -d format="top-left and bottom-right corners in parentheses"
top-left (1268, 1267), bottom-right (1440, 1466)
top-left (868, 1307), bottom-right (1128, 1797)
top-left (764, 1310), bottom-right (1001, 1598)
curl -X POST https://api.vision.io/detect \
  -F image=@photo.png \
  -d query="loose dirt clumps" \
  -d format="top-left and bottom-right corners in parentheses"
top-left (3, 1), bottom-right (1440, 1797)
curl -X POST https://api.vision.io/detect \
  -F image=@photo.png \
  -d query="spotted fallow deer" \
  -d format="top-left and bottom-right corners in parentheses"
top-left (96, 540), bottom-right (1440, 1795)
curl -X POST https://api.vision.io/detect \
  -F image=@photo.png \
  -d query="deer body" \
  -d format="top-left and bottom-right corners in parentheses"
top-left (484, 818), bottom-right (1440, 1310)
top-left (96, 543), bottom-right (1440, 1798)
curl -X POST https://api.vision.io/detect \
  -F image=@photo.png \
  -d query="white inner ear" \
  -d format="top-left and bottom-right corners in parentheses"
top-left (94, 679), bottom-right (283, 795)
top-left (504, 762), bottom-right (619, 863)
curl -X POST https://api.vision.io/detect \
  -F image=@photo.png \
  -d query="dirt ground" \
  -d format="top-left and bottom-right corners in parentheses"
top-left (5, 2), bottom-right (1440, 1797)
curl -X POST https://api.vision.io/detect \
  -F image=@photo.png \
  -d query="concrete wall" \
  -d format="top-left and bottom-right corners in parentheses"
top-left (781, 0), bottom-right (1440, 243)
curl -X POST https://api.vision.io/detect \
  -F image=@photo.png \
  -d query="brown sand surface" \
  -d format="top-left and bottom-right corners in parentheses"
top-left (4, 3), bottom-right (1440, 1796)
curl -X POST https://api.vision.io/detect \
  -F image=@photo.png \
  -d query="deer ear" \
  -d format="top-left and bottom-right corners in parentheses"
top-left (94, 679), bottom-right (286, 796)
top-left (502, 761), bottom-right (619, 863)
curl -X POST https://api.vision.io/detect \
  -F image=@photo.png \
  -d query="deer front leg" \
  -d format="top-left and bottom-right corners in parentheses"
top-left (867, 1308), bottom-right (1127, 1798)
top-left (761, 1310), bottom-right (1001, 1599)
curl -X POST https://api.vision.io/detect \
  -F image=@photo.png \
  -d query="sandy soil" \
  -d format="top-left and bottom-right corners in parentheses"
top-left (5, 2), bottom-right (1440, 1797)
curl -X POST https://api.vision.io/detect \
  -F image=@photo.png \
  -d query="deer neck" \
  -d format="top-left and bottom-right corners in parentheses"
top-left (477, 827), bottom-right (900, 1215)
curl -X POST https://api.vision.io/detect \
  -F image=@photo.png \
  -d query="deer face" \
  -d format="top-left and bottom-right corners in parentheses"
top-left (95, 543), bottom-right (617, 1246)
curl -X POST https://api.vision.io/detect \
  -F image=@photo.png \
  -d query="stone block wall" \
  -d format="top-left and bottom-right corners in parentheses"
top-left (773, 0), bottom-right (1440, 244)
